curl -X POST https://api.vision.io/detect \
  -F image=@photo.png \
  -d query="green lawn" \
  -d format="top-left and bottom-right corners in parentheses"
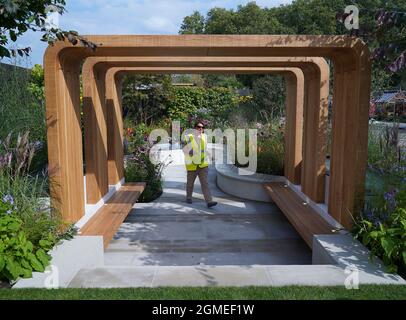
top-left (0, 285), bottom-right (405, 300)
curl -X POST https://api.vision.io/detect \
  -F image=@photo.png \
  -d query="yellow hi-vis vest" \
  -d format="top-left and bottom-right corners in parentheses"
top-left (184, 133), bottom-right (209, 171)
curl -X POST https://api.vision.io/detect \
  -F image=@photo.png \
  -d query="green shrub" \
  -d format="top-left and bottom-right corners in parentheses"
top-left (124, 123), bottom-right (166, 203)
top-left (354, 185), bottom-right (406, 277)
top-left (256, 136), bottom-right (285, 176)
top-left (167, 87), bottom-right (238, 127)
top-left (368, 122), bottom-right (405, 177)
top-left (0, 63), bottom-right (46, 145)
top-left (234, 121), bottom-right (285, 176)
top-left (125, 154), bottom-right (164, 203)
top-left (0, 132), bottom-right (76, 275)
top-left (0, 196), bottom-right (53, 282)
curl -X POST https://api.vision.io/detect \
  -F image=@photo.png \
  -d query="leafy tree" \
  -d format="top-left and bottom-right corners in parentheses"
top-left (202, 74), bottom-right (242, 89)
top-left (0, 0), bottom-right (95, 59)
top-left (336, 1), bottom-right (406, 81)
top-left (234, 2), bottom-right (270, 34)
top-left (122, 74), bottom-right (172, 125)
top-left (205, 8), bottom-right (238, 34)
top-left (273, 0), bottom-right (347, 35)
top-left (179, 11), bottom-right (205, 34)
top-left (180, 0), bottom-right (406, 93)
top-left (27, 64), bottom-right (44, 103)
top-left (250, 75), bottom-right (286, 121)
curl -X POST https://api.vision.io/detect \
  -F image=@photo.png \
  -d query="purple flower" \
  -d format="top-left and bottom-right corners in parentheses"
top-left (383, 190), bottom-right (397, 202)
top-left (2, 194), bottom-right (14, 205)
top-left (363, 209), bottom-right (374, 221)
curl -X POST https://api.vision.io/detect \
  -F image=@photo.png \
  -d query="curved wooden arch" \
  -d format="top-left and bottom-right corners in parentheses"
top-left (81, 57), bottom-right (329, 208)
top-left (44, 35), bottom-right (371, 229)
top-left (85, 65), bottom-right (305, 198)
top-left (105, 66), bottom-right (305, 189)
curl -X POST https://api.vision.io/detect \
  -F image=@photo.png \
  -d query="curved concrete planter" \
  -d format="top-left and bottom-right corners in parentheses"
top-left (215, 163), bottom-right (285, 202)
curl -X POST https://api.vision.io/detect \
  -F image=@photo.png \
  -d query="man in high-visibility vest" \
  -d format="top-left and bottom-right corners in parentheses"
top-left (183, 121), bottom-right (217, 208)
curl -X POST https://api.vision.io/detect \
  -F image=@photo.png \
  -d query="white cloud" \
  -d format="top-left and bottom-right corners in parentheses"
top-left (143, 17), bottom-right (178, 33)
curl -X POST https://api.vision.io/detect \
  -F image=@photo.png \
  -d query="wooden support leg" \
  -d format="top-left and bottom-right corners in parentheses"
top-left (284, 70), bottom-right (304, 184)
top-left (329, 55), bottom-right (371, 229)
top-left (45, 54), bottom-right (85, 222)
top-left (105, 71), bottom-right (125, 184)
top-left (82, 62), bottom-right (109, 204)
top-left (301, 61), bottom-right (329, 203)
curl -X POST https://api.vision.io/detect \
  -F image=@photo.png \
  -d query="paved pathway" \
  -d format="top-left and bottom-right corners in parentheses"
top-left (69, 151), bottom-right (312, 287)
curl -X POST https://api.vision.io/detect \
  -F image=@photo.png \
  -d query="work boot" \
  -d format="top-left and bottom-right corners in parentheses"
top-left (207, 201), bottom-right (217, 208)
top-left (186, 198), bottom-right (193, 204)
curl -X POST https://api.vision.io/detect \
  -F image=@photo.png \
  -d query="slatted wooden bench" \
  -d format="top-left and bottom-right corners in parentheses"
top-left (264, 182), bottom-right (335, 249)
top-left (80, 182), bottom-right (146, 248)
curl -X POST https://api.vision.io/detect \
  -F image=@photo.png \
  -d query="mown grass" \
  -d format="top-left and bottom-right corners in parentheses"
top-left (0, 285), bottom-right (405, 300)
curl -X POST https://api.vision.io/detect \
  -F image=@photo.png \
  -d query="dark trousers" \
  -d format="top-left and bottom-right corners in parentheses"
top-left (186, 166), bottom-right (213, 203)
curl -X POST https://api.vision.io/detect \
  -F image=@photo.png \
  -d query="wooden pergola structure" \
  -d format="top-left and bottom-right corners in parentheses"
top-left (81, 57), bottom-right (329, 204)
top-left (44, 35), bottom-right (371, 243)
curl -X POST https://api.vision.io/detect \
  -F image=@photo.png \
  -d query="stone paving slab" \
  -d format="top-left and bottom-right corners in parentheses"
top-left (107, 238), bottom-right (307, 254)
top-left (69, 266), bottom-right (273, 288)
top-left (69, 265), bottom-right (405, 288)
top-left (104, 251), bottom-right (311, 267)
top-left (133, 198), bottom-right (278, 214)
top-left (103, 162), bottom-right (311, 269)
top-left (67, 154), bottom-right (406, 288)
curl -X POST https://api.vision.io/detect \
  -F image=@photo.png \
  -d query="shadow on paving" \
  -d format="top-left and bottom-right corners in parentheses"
top-left (104, 164), bottom-right (312, 267)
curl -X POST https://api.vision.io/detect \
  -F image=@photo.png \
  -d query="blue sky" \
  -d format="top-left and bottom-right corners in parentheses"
top-left (5, 0), bottom-right (292, 67)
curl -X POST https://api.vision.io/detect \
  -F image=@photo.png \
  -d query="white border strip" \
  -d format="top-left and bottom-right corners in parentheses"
top-left (283, 179), bottom-right (345, 232)
top-left (76, 177), bottom-right (125, 229)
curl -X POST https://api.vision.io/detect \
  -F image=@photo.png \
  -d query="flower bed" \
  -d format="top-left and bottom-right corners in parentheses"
top-left (0, 132), bottom-right (76, 286)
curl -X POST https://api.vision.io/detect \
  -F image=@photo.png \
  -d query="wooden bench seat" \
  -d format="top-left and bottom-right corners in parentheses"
top-left (264, 182), bottom-right (335, 249)
top-left (80, 182), bottom-right (146, 248)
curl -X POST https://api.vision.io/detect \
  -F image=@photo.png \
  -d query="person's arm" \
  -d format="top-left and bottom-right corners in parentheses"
top-left (182, 135), bottom-right (193, 157)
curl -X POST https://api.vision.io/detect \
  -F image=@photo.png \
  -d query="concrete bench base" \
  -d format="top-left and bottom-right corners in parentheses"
top-left (312, 234), bottom-right (405, 285)
top-left (12, 236), bottom-right (104, 289)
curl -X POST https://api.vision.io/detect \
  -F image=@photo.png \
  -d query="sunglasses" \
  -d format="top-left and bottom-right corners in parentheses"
top-left (196, 126), bottom-right (204, 129)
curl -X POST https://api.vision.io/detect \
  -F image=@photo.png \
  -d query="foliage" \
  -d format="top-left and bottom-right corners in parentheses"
top-left (354, 185), bottom-right (406, 276)
top-left (124, 123), bottom-right (167, 203)
top-left (249, 75), bottom-right (286, 120)
top-left (180, 0), bottom-right (406, 94)
top-left (124, 122), bottom-right (149, 155)
top-left (0, 195), bottom-right (53, 282)
top-left (201, 74), bottom-right (242, 89)
top-left (234, 121), bottom-right (285, 176)
top-left (27, 64), bottom-right (45, 103)
top-left (122, 74), bottom-right (173, 125)
top-left (0, 132), bottom-right (35, 177)
top-left (0, 63), bottom-right (46, 145)
top-left (167, 86), bottom-right (239, 128)
top-left (179, 11), bottom-right (205, 34)
top-left (0, 0), bottom-right (96, 59)
top-left (0, 132), bottom-right (76, 283)
top-left (172, 74), bottom-right (205, 87)
top-left (199, 2), bottom-right (293, 35)
top-left (256, 122), bottom-right (285, 176)
top-left (125, 156), bottom-right (164, 203)
top-left (367, 122), bottom-right (405, 178)
top-left (167, 87), bottom-right (203, 123)
top-left (337, 3), bottom-right (406, 74)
